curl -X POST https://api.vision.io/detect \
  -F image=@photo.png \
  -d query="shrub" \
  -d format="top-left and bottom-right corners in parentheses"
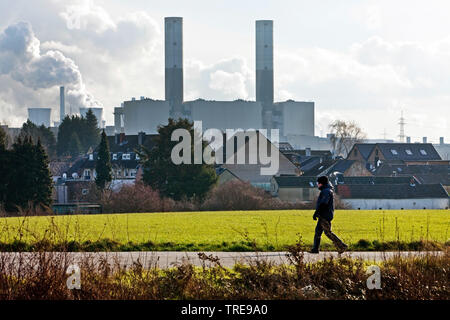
top-left (201, 181), bottom-right (272, 211)
top-left (100, 183), bottom-right (164, 213)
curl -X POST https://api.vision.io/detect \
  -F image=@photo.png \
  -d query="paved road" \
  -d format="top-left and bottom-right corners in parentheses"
top-left (0, 251), bottom-right (443, 269)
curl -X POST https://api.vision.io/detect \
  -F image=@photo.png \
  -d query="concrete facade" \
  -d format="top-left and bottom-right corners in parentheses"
top-left (28, 108), bottom-right (51, 127)
top-left (185, 100), bottom-right (262, 131)
top-left (278, 101), bottom-right (315, 137)
top-left (343, 198), bottom-right (449, 210)
top-left (122, 99), bottom-right (170, 135)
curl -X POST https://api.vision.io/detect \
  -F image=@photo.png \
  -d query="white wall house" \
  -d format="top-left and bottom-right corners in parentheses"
top-left (336, 184), bottom-right (449, 210)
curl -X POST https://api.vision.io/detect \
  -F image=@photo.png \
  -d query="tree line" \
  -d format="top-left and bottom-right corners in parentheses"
top-left (0, 127), bottom-right (53, 212)
top-left (57, 109), bottom-right (100, 157)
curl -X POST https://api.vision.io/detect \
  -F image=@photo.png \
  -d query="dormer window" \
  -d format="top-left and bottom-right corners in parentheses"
top-left (135, 154), bottom-right (140, 161)
top-left (405, 149), bottom-right (412, 155)
top-left (122, 153), bottom-right (131, 160)
top-left (112, 154), bottom-right (117, 160)
top-left (390, 149), bottom-right (398, 155)
top-left (420, 149), bottom-right (427, 155)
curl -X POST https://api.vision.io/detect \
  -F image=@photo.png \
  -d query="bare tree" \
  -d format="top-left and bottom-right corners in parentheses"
top-left (329, 120), bottom-right (366, 157)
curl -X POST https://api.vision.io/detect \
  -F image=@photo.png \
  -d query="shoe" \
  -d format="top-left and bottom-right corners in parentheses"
top-left (309, 249), bottom-right (319, 254)
top-left (337, 244), bottom-right (348, 254)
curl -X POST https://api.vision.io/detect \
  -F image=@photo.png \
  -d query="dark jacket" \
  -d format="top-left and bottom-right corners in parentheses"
top-left (315, 183), bottom-right (334, 221)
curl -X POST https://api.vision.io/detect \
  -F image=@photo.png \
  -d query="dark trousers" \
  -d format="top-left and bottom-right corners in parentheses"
top-left (313, 218), bottom-right (346, 251)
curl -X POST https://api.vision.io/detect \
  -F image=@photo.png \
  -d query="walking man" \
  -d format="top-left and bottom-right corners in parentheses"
top-left (310, 176), bottom-right (348, 254)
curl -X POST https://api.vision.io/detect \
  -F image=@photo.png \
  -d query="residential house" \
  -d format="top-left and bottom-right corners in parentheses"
top-left (336, 184), bottom-right (449, 210)
top-left (302, 159), bottom-right (372, 177)
top-left (366, 143), bottom-right (441, 169)
top-left (374, 163), bottom-right (450, 193)
top-left (346, 143), bottom-right (376, 169)
top-left (61, 132), bottom-right (156, 198)
top-left (271, 176), bottom-right (319, 202)
top-left (216, 167), bottom-right (241, 185)
top-left (216, 131), bottom-right (300, 191)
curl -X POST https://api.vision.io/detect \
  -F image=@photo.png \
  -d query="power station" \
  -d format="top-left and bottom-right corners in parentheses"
top-left (114, 17), bottom-right (320, 149)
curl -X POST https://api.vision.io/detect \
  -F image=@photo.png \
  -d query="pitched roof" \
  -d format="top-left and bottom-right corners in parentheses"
top-left (301, 159), bottom-right (337, 176)
top-left (330, 159), bottom-right (356, 173)
top-left (273, 176), bottom-right (318, 188)
top-left (67, 152), bottom-right (141, 176)
top-left (336, 184), bottom-right (448, 199)
top-left (104, 134), bottom-right (158, 153)
top-left (353, 143), bottom-right (376, 160)
top-left (375, 143), bottom-right (441, 161)
top-left (335, 176), bottom-right (416, 185)
top-left (374, 164), bottom-right (450, 185)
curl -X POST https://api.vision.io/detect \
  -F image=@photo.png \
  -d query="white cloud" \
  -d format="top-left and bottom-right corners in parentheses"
top-left (185, 57), bottom-right (254, 101)
top-left (0, 21), bottom-right (100, 122)
top-left (0, 0), bottom-right (448, 140)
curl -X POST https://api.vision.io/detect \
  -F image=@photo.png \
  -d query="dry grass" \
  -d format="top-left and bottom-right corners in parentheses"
top-left (0, 244), bottom-right (448, 300)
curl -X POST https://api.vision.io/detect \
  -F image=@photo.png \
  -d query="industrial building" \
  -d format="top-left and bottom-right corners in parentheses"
top-left (28, 108), bottom-right (51, 127)
top-left (113, 17), bottom-right (318, 149)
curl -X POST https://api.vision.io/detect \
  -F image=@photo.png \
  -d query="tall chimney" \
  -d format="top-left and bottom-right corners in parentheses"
top-left (406, 136), bottom-right (411, 144)
top-left (256, 20), bottom-right (274, 130)
top-left (114, 107), bottom-right (123, 134)
top-left (165, 17), bottom-right (184, 118)
top-left (60, 86), bottom-right (65, 122)
top-left (423, 137), bottom-right (427, 143)
top-left (440, 137), bottom-right (444, 145)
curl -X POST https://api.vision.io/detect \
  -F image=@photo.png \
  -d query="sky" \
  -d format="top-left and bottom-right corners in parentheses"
top-left (0, 0), bottom-right (449, 142)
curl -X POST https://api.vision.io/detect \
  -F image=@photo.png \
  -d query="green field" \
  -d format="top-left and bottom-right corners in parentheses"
top-left (0, 210), bottom-right (449, 251)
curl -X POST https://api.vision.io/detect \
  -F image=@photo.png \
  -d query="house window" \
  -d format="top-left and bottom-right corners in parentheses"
top-left (89, 154), bottom-right (94, 161)
top-left (390, 149), bottom-right (398, 155)
top-left (420, 149), bottom-right (427, 155)
top-left (82, 189), bottom-right (89, 195)
top-left (122, 153), bottom-right (131, 160)
top-left (83, 169), bottom-right (91, 180)
top-left (135, 154), bottom-right (140, 160)
top-left (131, 170), bottom-right (136, 177)
top-left (112, 154), bottom-right (117, 160)
top-left (405, 149), bottom-right (413, 155)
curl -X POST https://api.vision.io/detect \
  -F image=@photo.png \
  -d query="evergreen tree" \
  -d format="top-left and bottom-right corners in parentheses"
top-left (68, 132), bottom-right (82, 158)
top-left (57, 115), bottom-right (89, 157)
top-left (84, 109), bottom-right (100, 150)
top-left (95, 130), bottom-right (112, 190)
top-left (8, 137), bottom-right (37, 210)
top-left (33, 139), bottom-right (53, 208)
top-left (0, 126), bottom-right (7, 150)
top-left (0, 127), bottom-right (10, 207)
top-left (140, 118), bottom-right (217, 201)
top-left (0, 135), bottom-right (53, 212)
top-left (20, 120), bottom-right (56, 158)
